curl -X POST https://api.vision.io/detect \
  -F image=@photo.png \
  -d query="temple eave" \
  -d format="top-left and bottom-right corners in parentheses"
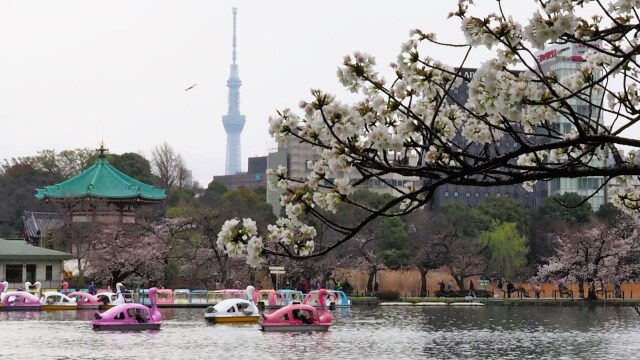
top-left (42, 196), bottom-right (164, 205)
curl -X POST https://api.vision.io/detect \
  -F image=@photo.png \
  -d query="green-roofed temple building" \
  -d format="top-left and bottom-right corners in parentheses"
top-left (0, 145), bottom-right (169, 287)
top-left (35, 145), bottom-right (167, 224)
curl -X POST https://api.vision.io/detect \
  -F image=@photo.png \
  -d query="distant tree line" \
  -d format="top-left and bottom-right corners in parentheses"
top-left (1, 146), bottom-right (638, 298)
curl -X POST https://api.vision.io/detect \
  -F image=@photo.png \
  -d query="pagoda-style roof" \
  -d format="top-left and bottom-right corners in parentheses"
top-left (21, 211), bottom-right (65, 239)
top-left (35, 157), bottom-right (166, 203)
top-left (0, 238), bottom-right (74, 261)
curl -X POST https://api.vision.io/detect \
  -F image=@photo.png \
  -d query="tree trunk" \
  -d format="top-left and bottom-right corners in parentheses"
top-left (77, 257), bottom-right (83, 285)
top-left (418, 266), bottom-right (428, 297)
top-left (322, 271), bottom-right (332, 289)
top-left (453, 274), bottom-right (465, 291)
top-left (366, 265), bottom-right (377, 296)
top-left (587, 279), bottom-right (598, 300)
top-left (578, 278), bottom-right (585, 299)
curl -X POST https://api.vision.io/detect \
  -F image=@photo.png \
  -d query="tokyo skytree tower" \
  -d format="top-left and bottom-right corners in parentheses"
top-left (222, 7), bottom-right (246, 175)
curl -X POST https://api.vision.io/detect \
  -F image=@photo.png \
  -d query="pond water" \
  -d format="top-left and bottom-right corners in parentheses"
top-left (1, 305), bottom-right (639, 359)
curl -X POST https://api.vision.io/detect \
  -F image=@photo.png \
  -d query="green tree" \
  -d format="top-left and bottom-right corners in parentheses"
top-left (477, 197), bottom-right (531, 234)
top-left (109, 152), bottom-right (155, 185)
top-left (377, 217), bottom-right (409, 269)
top-left (21, 148), bottom-right (96, 179)
top-left (478, 222), bottom-right (528, 279)
top-left (200, 181), bottom-right (228, 207)
top-left (0, 163), bottom-right (60, 237)
top-left (536, 193), bottom-right (592, 225)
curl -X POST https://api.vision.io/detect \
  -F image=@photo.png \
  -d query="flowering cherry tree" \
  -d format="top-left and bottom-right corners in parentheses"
top-left (84, 221), bottom-right (173, 287)
top-left (219, 0), bottom-right (640, 266)
top-left (537, 220), bottom-right (640, 299)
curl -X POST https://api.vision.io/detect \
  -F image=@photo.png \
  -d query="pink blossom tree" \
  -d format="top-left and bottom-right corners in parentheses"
top-left (537, 220), bottom-right (640, 299)
top-left (84, 221), bottom-right (171, 288)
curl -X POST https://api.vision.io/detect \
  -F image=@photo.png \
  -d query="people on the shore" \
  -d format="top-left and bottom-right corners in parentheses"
top-left (534, 283), bottom-right (541, 299)
top-left (506, 281), bottom-right (515, 298)
top-left (468, 280), bottom-right (476, 298)
top-left (615, 281), bottom-right (622, 298)
top-left (61, 279), bottom-right (69, 294)
top-left (438, 280), bottom-right (445, 294)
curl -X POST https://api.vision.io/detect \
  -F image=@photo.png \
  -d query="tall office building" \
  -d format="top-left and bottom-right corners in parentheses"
top-left (536, 42), bottom-right (606, 210)
top-left (429, 68), bottom-right (538, 210)
top-left (222, 7), bottom-right (246, 175)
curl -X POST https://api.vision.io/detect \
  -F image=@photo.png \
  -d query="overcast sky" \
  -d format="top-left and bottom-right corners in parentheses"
top-left (0, 1), bottom-right (541, 185)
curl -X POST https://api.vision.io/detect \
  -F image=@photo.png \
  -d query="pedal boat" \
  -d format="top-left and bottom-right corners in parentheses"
top-left (39, 291), bottom-right (77, 310)
top-left (68, 291), bottom-right (102, 310)
top-left (1, 291), bottom-right (42, 311)
top-left (92, 287), bottom-right (162, 331)
top-left (260, 289), bottom-right (332, 332)
top-left (204, 286), bottom-right (260, 324)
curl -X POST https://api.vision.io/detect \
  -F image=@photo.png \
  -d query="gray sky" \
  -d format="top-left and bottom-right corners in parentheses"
top-left (0, 1), bottom-right (538, 185)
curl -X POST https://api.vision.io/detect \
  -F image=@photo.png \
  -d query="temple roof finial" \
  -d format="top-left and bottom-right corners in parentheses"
top-left (96, 142), bottom-right (109, 158)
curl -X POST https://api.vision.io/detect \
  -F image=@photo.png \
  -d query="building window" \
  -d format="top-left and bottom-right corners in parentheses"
top-left (578, 178), bottom-right (602, 190)
top-left (484, 193), bottom-right (489, 197)
top-left (465, 192), bottom-right (471, 197)
top-left (496, 193), bottom-right (501, 197)
top-left (453, 192), bottom-right (459, 197)
top-left (475, 192), bottom-right (480, 198)
top-left (444, 191), bottom-right (450, 197)
top-left (5, 264), bottom-right (21, 283)
top-left (46, 266), bottom-right (53, 281)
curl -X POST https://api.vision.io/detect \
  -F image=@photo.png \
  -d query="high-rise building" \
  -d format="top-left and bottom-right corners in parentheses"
top-left (222, 7), bottom-right (246, 175)
top-left (536, 42), bottom-right (606, 210)
top-left (429, 68), bottom-right (538, 210)
top-left (266, 137), bottom-right (419, 216)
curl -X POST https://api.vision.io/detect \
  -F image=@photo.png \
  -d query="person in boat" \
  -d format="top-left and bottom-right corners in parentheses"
top-left (88, 282), bottom-right (95, 295)
top-left (298, 310), bottom-right (314, 325)
top-left (134, 309), bottom-right (146, 323)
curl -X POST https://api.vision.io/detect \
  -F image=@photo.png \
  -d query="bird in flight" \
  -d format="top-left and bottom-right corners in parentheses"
top-left (185, 83), bottom-right (198, 91)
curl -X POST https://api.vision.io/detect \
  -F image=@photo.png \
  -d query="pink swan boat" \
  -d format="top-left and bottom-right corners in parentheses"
top-left (260, 289), bottom-right (332, 332)
top-left (68, 291), bottom-right (102, 310)
top-left (253, 289), bottom-right (286, 309)
top-left (92, 287), bottom-right (162, 330)
top-left (1, 290), bottom-right (42, 311)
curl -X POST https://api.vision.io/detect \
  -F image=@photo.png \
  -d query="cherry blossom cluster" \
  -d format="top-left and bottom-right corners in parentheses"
top-left (220, 0), bottom-right (640, 266)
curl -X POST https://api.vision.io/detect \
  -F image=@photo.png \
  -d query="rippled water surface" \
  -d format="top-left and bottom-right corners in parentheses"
top-left (1, 306), bottom-right (639, 359)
